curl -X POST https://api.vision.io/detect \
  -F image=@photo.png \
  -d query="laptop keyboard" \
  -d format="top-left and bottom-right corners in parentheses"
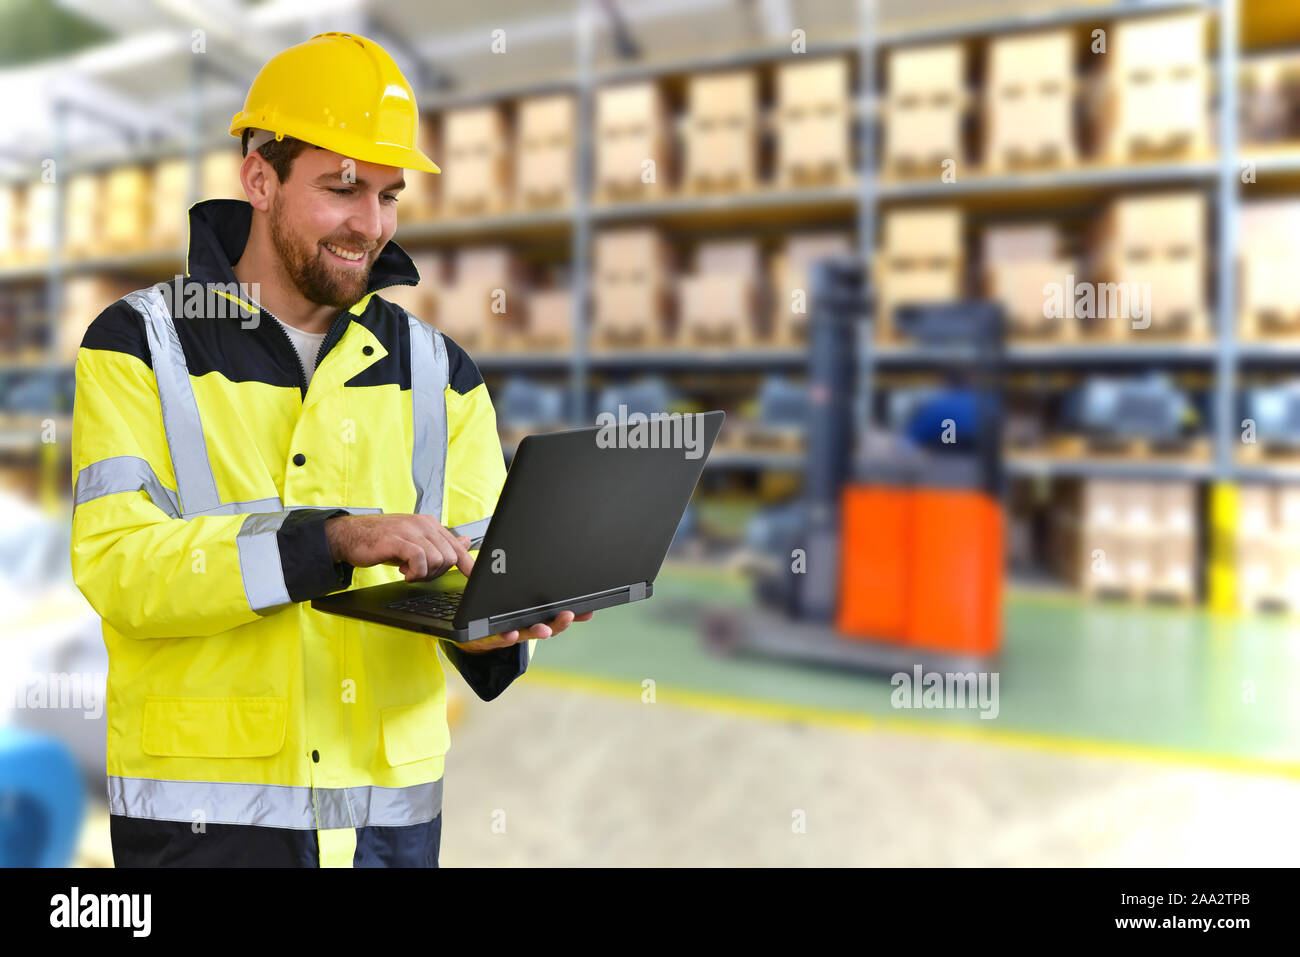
top-left (385, 590), bottom-right (464, 620)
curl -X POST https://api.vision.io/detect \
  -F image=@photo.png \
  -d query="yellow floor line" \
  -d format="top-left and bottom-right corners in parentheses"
top-left (524, 667), bottom-right (1300, 781)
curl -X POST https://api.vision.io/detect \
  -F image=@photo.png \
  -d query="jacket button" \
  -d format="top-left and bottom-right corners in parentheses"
top-left (312, 750), bottom-right (320, 763)
top-left (362, 345), bottom-right (374, 356)
top-left (293, 453), bottom-right (306, 466)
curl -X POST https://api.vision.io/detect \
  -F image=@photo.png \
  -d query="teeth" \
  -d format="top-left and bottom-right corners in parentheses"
top-left (324, 242), bottom-right (365, 262)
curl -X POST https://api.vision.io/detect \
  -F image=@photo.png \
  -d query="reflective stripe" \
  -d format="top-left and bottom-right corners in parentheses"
top-left (236, 511), bottom-right (293, 613)
top-left (448, 516), bottom-right (491, 549)
top-left (73, 455), bottom-right (180, 519)
top-left (107, 774), bottom-right (443, 830)
top-left (407, 311), bottom-right (449, 519)
top-left (125, 285), bottom-right (222, 516)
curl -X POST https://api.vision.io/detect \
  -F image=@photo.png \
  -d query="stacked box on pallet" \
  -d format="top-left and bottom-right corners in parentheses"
top-left (1239, 200), bottom-right (1300, 338)
top-left (876, 207), bottom-right (962, 341)
top-left (102, 164), bottom-right (151, 253)
top-left (440, 246), bottom-right (524, 349)
top-left (1237, 484), bottom-right (1300, 612)
top-left (1240, 53), bottom-right (1300, 143)
top-left (441, 106), bottom-right (510, 216)
top-left (982, 224), bottom-right (1076, 340)
top-left (0, 184), bottom-right (17, 266)
top-left (524, 289), bottom-right (573, 350)
top-left (883, 43), bottom-right (965, 177)
top-left (18, 181), bottom-right (55, 263)
top-left (60, 276), bottom-right (140, 361)
top-left (149, 157), bottom-right (192, 251)
top-left (683, 70), bottom-right (759, 194)
top-left (984, 30), bottom-right (1076, 171)
top-left (1093, 192), bottom-right (1207, 339)
top-left (770, 232), bottom-right (853, 344)
top-left (201, 148), bottom-right (244, 201)
top-left (381, 251), bottom-right (444, 323)
top-left (774, 57), bottom-right (853, 188)
top-left (63, 172), bottom-right (103, 259)
top-left (591, 228), bottom-right (673, 347)
top-left (515, 95), bottom-right (574, 210)
top-left (677, 239), bottom-right (761, 346)
top-left (594, 82), bottom-right (672, 203)
top-left (1099, 12), bottom-right (1209, 162)
top-left (396, 118), bottom-right (439, 223)
top-left (1052, 479), bottom-right (1197, 602)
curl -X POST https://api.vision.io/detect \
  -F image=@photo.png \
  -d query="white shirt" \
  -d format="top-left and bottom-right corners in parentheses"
top-left (271, 315), bottom-right (327, 385)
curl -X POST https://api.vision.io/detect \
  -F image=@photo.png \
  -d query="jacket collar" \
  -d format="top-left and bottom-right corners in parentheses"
top-left (184, 198), bottom-right (420, 309)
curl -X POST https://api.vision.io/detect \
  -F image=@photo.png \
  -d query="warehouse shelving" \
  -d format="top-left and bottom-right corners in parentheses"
top-left (1, 0), bottom-right (1295, 502)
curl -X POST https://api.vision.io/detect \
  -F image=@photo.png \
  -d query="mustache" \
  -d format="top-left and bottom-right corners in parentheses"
top-left (321, 238), bottom-right (378, 253)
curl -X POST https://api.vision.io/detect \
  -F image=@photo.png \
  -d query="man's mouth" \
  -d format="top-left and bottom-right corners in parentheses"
top-left (322, 241), bottom-right (368, 264)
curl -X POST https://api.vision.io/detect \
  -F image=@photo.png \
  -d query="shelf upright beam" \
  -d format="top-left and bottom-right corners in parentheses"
top-left (571, 0), bottom-right (597, 426)
top-left (856, 0), bottom-right (879, 443)
top-left (1214, 0), bottom-right (1239, 480)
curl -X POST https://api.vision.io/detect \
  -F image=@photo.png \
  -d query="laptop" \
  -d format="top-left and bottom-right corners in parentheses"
top-left (312, 410), bottom-right (725, 641)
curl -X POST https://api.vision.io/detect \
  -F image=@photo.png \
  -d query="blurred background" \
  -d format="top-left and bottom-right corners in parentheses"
top-left (3, 0), bottom-right (1300, 867)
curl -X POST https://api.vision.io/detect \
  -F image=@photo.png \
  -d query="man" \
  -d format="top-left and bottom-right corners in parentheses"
top-left (69, 32), bottom-right (590, 868)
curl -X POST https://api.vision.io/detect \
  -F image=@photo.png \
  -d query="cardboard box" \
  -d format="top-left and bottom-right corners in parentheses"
top-left (527, 289), bottom-right (572, 343)
top-left (888, 43), bottom-right (964, 98)
top-left (884, 101), bottom-right (962, 170)
top-left (19, 181), bottom-right (55, 260)
top-left (1103, 193), bottom-right (1205, 252)
top-left (102, 164), bottom-right (150, 250)
top-left (983, 225), bottom-right (1060, 262)
top-left (150, 157), bottom-right (192, 249)
top-left (771, 233), bottom-right (853, 338)
top-left (696, 239), bottom-right (761, 276)
top-left (678, 274), bottom-right (756, 340)
top-left (595, 82), bottom-right (672, 199)
top-left (442, 106), bottom-right (510, 213)
top-left (201, 149), bottom-right (244, 200)
top-left (1111, 11), bottom-right (1205, 72)
top-left (0, 185), bottom-right (17, 264)
top-left (776, 57), bottom-right (850, 111)
top-left (63, 172), bottom-right (103, 257)
top-left (684, 70), bottom-right (759, 190)
top-left (594, 228), bottom-right (672, 279)
top-left (382, 251), bottom-right (443, 320)
top-left (987, 29), bottom-right (1074, 90)
top-left (515, 95), bottom-right (574, 209)
top-left (882, 207), bottom-right (963, 262)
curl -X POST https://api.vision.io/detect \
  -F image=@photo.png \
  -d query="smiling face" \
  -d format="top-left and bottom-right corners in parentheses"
top-left (264, 147), bottom-right (405, 309)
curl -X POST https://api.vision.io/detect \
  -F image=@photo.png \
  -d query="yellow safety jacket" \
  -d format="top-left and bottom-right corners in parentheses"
top-left (70, 198), bottom-right (531, 853)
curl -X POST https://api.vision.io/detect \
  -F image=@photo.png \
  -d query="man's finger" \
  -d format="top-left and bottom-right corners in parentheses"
top-left (438, 526), bottom-right (475, 574)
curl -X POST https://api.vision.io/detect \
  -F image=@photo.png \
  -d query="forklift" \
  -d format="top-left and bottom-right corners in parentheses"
top-left (701, 257), bottom-right (1006, 674)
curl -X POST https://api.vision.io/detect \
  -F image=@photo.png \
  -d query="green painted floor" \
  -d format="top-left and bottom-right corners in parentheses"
top-left (529, 564), bottom-right (1300, 767)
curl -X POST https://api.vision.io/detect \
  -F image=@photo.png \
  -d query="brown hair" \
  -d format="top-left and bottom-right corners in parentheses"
top-left (240, 128), bottom-right (314, 183)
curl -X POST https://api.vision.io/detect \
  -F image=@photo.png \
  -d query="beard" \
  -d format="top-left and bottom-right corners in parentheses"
top-left (268, 192), bottom-right (373, 309)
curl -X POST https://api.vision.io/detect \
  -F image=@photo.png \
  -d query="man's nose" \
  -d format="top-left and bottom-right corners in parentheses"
top-left (347, 195), bottom-right (384, 246)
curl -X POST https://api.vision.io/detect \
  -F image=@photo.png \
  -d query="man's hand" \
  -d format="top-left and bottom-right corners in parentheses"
top-left (453, 610), bottom-right (595, 654)
top-left (325, 513), bottom-right (475, 581)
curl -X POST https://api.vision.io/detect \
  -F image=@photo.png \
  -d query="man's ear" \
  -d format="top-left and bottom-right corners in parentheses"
top-left (240, 151), bottom-right (274, 211)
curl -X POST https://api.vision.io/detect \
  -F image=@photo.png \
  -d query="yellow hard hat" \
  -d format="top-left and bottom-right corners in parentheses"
top-left (230, 32), bottom-right (440, 174)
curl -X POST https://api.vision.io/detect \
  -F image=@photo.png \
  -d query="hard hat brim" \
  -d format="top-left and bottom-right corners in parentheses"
top-left (230, 115), bottom-right (441, 174)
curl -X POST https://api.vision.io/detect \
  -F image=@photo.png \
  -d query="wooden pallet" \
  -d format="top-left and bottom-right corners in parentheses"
top-left (1240, 307), bottom-right (1300, 339)
top-left (682, 169), bottom-right (758, 196)
top-left (517, 186), bottom-right (570, 211)
top-left (1081, 310), bottom-right (1210, 342)
top-left (776, 160), bottom-right (854, 190)
top-left (718, 424), bottom-right (805, 454)
top-left (984, 142), bottom-right (1074, 175)
top-left (1113, 129), bottom-right (1204, 164)
top-left (883, 154), bottom-right (956, 180)
top-left (486, 329), bottom-right (573, 353)
top-left (1047, 434), bottom-right (1211, 461)
top-left (1008, 315), bottom-right (1079, 342)
top-left (673, 324), bottom-right (759, 349)
top-left (1236, 442), bottom-right (1300, 464)
top-left (443, 195), bottom-right (511, 218)
top-left (590, 326), bottom-right (671, 351)
top-left (593, 179), bottom-right (670, 206)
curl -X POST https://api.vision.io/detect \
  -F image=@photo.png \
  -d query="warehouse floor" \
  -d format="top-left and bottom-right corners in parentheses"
top-left (73, 566), bottom-right (1300, 866)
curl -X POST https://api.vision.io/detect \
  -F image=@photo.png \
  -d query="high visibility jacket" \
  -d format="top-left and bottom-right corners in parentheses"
top-left (70, 198), bottom-right (532, 859)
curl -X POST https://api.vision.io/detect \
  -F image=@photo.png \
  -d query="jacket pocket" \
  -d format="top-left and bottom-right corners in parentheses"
top-left (380, 697), bottom-right (451, 767)
top-left (141, 696), bottom-right (288, 758)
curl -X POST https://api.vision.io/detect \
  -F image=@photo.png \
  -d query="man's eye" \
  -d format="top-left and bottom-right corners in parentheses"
top-left (382, 194), bottom-right (399, 204)
top-left (331, 187), bottom-right (353, 195)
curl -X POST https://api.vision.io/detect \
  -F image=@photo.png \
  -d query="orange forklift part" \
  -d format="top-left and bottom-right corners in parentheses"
top-left (836, 485), bottom-right (910, 641)
top-left (906, 488), bottom-right (1003, 655)
top-left (836, 484), bottom-right (1003, 655)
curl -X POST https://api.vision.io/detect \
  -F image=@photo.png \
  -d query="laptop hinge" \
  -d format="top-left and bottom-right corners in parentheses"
top-left (629, 581), bottom-right (647, 601)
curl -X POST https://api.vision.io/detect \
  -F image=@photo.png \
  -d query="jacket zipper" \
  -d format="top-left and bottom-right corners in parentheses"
top-left (258, 303), bottom-right (351, 400)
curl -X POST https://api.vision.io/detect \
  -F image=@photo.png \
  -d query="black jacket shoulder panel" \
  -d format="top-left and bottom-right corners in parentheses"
top-left (78, 298), bottom-right (152, 369)
top-left (440, 331), bottom-right (485, 396)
